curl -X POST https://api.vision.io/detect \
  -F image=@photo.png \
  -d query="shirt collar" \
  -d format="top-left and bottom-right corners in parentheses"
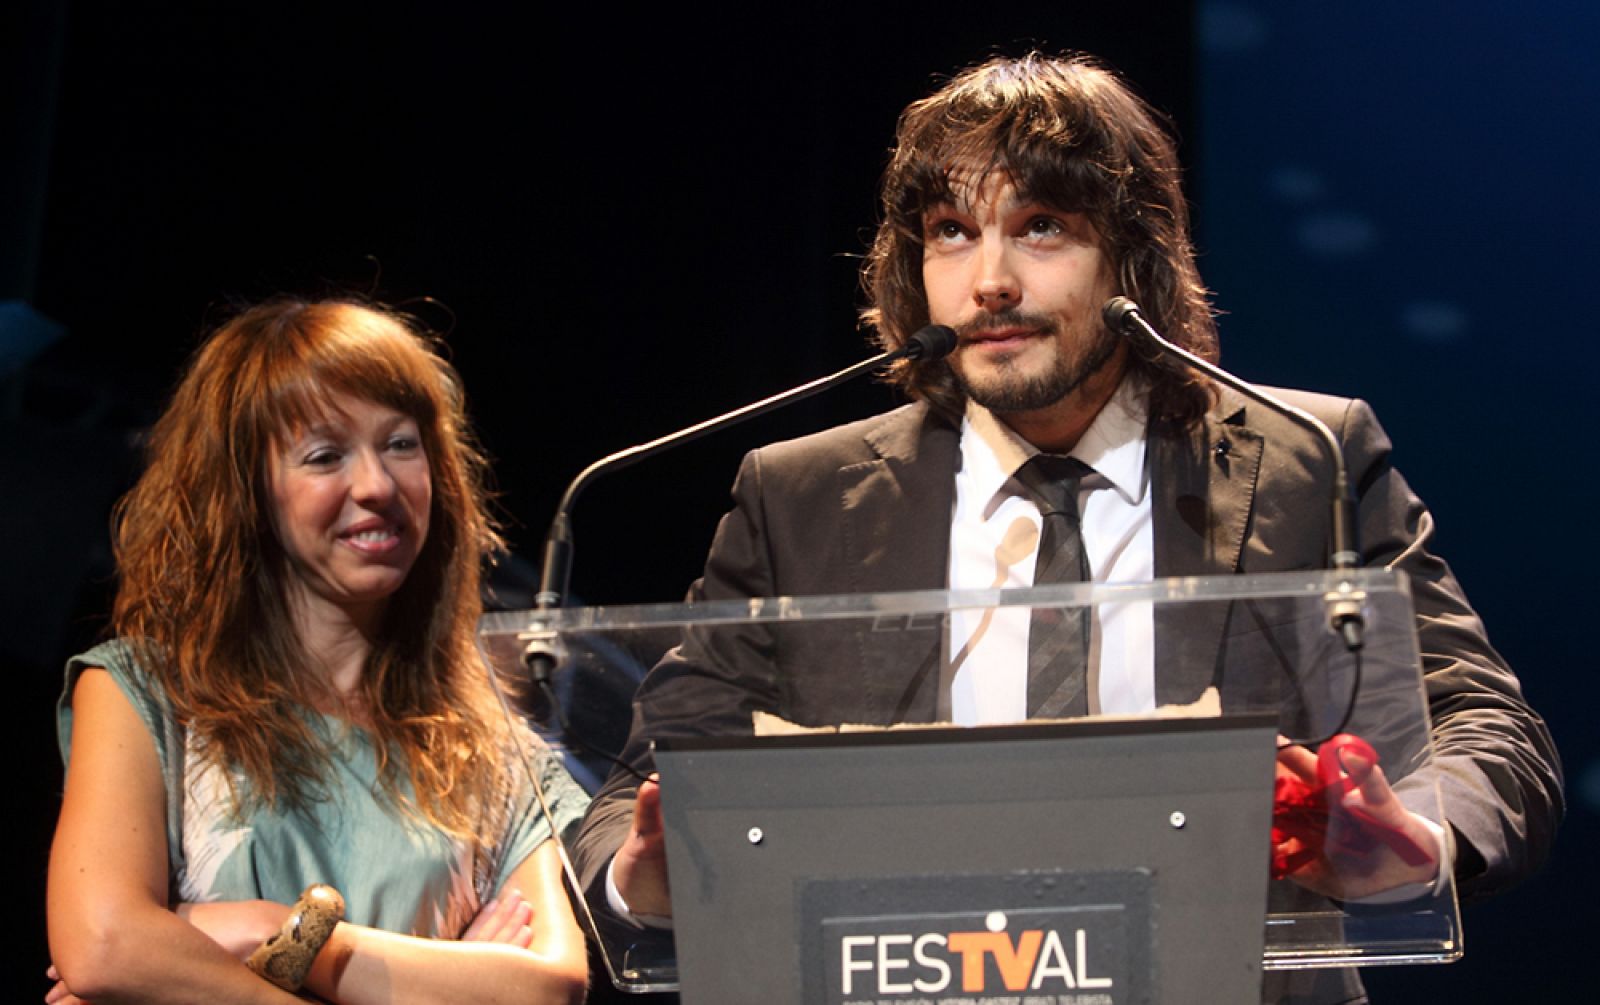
top-left (959, 377), bottom-right (1150, 515)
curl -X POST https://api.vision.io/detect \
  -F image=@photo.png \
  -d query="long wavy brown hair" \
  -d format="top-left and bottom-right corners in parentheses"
top-left (112, 298), bottom-right (507, 835)
top-left (863, 52), bottom-right (1219, 426)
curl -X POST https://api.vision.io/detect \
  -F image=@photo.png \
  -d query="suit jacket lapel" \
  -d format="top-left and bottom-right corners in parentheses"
top-left (1150, 390), bottom-right (1264, 704)
top-left (837, 404), bottom-right (958, 721)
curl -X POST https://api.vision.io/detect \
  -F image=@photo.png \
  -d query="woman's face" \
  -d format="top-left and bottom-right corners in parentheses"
top-left (267, 393), bottom-right (432, 624)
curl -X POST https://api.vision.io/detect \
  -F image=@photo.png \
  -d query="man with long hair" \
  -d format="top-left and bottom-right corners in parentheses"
top-left (575, 54), bottom-right (1560, 1003)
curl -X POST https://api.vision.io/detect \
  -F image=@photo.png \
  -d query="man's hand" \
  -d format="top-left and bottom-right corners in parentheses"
top-left (1274, 741), bottom-right (1443, 901)
top-left (613, 775), bottom-right (672, 918)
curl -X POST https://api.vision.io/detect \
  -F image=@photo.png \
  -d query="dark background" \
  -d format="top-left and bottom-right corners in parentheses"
top-left (5, 0), bottom-right (1592, 997)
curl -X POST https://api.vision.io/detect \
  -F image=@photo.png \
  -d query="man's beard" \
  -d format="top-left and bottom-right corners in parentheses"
top-left (950, 309), bottom-right (1121, 413)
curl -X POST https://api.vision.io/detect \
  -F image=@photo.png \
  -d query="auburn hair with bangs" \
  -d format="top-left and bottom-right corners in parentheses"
top-left (111, 297), bottom-right (506, 835)
top-left (862, 52), bottom-right (1219, 426)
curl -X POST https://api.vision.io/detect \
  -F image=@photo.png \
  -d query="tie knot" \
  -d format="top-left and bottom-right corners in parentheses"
top-left (1013, 454), bottom-right (1092, 516)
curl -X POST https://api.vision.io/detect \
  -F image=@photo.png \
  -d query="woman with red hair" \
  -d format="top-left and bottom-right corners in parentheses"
top-left (47, 299), bottom-right (588, 1003)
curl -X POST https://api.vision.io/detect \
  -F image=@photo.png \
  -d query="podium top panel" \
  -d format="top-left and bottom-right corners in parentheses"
top-left (479, 567), bottom-right (1404, 635)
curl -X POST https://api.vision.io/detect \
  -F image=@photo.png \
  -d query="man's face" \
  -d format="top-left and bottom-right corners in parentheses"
top-left (921, 174), bottom-right (1120, 416)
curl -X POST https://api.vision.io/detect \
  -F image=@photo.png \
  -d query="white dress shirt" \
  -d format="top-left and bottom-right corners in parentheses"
top-left (948, 378), bottom-right (1155, 724)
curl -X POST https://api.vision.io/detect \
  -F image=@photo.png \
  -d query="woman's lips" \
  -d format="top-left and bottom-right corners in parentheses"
top-left (339, 522), bottom-right (403, 555)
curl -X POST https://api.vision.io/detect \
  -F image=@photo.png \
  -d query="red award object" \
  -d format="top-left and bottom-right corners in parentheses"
top-left (1270, 733), bottom-right (1434, 880)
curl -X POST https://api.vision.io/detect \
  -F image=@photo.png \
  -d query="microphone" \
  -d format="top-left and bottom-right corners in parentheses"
top-left (897, 323), bottom-right (959, 362)
top-left (523, 325), bottom-right (958, 692)
top-left (1102, 297), bottom-right (1365, 653)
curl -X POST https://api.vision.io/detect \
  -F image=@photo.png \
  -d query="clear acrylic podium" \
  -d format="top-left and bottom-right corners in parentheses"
top-left (477, 568), bottom-right (1461, 1001)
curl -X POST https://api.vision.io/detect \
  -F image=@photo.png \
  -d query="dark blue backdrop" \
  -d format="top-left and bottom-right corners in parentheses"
top-left (1199, 3), bottom-right (1595, 998)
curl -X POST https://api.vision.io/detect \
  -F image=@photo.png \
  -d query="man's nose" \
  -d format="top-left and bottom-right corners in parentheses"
top-left (972, 245), bottom-right (1020, 313)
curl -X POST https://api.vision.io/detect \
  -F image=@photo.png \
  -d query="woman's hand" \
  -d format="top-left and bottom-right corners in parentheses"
top-left (44, 963), bottom-right (87, 1005)
top-left (460, 890), bottom-right (536, 949)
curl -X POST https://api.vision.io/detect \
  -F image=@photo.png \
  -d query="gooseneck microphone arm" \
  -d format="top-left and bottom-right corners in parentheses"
top-left (524, 324), bottom-right (959, 691)
top-left (1102, 297), bottom-right (1365, 652)
top-left (534, 324), bottom-right (957, 613)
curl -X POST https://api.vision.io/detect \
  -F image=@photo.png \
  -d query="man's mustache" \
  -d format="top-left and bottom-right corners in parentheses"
top-left (953, 310), bottom-right (1062, 340)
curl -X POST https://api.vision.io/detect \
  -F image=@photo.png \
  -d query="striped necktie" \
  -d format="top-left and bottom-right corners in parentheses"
top-left (1012, 454), bottom-right (1093, 718)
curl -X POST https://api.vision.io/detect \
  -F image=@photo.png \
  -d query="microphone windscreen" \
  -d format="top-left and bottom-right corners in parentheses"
top-left (905, 324), bottom-right (958, 361)
top-left (1101, 296), bottom-right (1142, 334)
